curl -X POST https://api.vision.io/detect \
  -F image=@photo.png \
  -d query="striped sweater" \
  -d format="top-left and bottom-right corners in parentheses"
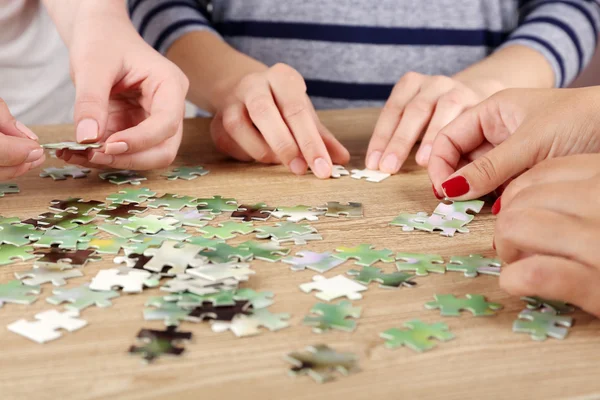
top-left (129, 0), bottom-right (600, 110)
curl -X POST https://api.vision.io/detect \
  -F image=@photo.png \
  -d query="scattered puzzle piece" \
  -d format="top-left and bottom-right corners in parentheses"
top-left (283, 251), bottom-right (345, 273)
top-left (49, 198), bottom-right (104, 216)
top-left (47, 284), bottom-right (119, 311)
top-left (347, 266), bottom-right (416, 289)
top-left (123, 215), bottom-right (179, 234)
top-left (230, 203), bottom-right (274, 221)
top-left (47, 212), bottom-right (96, 230)
top-left (106, 187), bottom-right (156, 204)
top-left (350, 169), bottom-right (390, 183)
top-left (166, 209), bottom-right (214, 227)
top-left (271, 205), bottom-right (324, 222)
top-left (98, 223), bottom-right (138, 239)
top-left (315, 202), bottom-right (363, 218)
top-left (90, 269), bottom-right (159, 293)
top-left (380, 320), bottom-right (455, 352)
top-left (144, 298), bottom-right (198, 326)
top-left (187, 262), bottom-right (255, 282)
top-left (161, 274), bottom-right (238, 296)
top-left (521, 297), bottom-right (575, 315)
top-left (446, 254), bottom-right (502, 278)
top-left (15, 266), bottom-right (83, 286)
top-left (196, 195), bottom-right (238, 214)
top-left (147, 193), bottom-right (198, 211)
top-left (425, 294), bottom-right (503, 317)
top-left (42, 142), bottom-right (101, 151)
top-left (32, 225), bottom-right (96, 250)
top-left (197, 221), bottom-right (255, 240)
top-left (255, 222), bottom-right (316, 241)
top-left (97, 203), bottom-right (147, 222)
top-left (33, 248), bottom-right (100, 268)
top-left (285, 344), bottom-right (359, 384)
top-left (40, 166), bottom-right (91, 180)
top-left (211, 308), bottom-right (291, 337)
top-left (390, 212), bottom-right (469, 237)
top-left (162, 166), bottom-right (209, 180)
top-left (99, 170), bottom-right (147, 185)
top-left (334, 244), bottom-right (394, 266)
top-left (395, 253), bottom-right (445, 276)
top-left (187, 300), bottom-right (252, 322)
top-left (79, 237), bottom-right (128, 254)
top-left (198, 243), bottom-right (253, 263)
top-left (0, 280), bottom-right (40, 307)
top-left (237, 240), bottom-right (289, 262)
top-left (124, 229), bottom-right (192, 254)
top-left (21, 212), bottom-right (63, 229)
top-left (0, 220), bottom-right (38, 246)
top-left (300, 275), bottom-right (367, 302)
top-left (0, 244), bottom-right (35, 265)
top-left (143, 241), bottom-right (205, 275)
top-left (233, 289), bottom-right (274, 309)
top-left (274, 232), bottom-right (323, 245)
top-left (169, 290), bottom-right (237, 307)
top-left (0, 183), bottom-right (19, 197)
top-left (129, 326), bottom-right (192, 363)
top-left (8, 309), bottom-right (87, 343)
top-left (303, 301), bottom-right (361, 333)
top-left (513, 309), bottom-right (573, 341)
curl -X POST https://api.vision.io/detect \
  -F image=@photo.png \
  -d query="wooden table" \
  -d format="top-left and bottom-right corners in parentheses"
top-left (0, 109), bottom-right (597, 400)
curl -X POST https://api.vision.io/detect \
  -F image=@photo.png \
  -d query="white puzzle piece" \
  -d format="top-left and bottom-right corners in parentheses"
top-left (8, 309), bottom-right (87, 343)
top-left (186, 262), bottom-right (255, 282)
top-left (350, 169), bottom-right (390, 183)
top-left (15, 267), bottom-right (83, 287)
top-left (89, 269), bottom-right (158, 293)
top-left (299, 275), bottom-right (367, 301)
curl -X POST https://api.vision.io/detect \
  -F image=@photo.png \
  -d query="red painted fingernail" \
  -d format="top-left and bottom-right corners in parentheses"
top-left (492, 238), bottom-right (496, 250)
top-left (441, 176), bottom-right (470, 197)
top-left (492, 196), bottom-right (502, 215)
top-left (432, 184), bottom-right (443, 200)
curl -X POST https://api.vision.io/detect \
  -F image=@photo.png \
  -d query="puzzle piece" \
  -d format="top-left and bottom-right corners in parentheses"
top-left (0, 280), bottom-right (40, 307)
top-left (425, 294), bottom-right (503, 317)
top-left (273, 232), bottom-right (324, 245)
top-left (90, 269), bottom-right (159, 293)
top-left (8, 309), bottom-right (87, 343)
top-left (32, 225), bottom-right (96, 249)
top-left (347, 266), bottom-right (416, 289)
top-left (197, 221), bottom-right (255, 240)
top-left (513, 309), bottom-right (573, 341)
top-left (350, 168), bottom-right (390, 183)
top-left (99, 170), bottom-right (147, 185)
top-left (433, 200), bottom-right (485, 224)
top-left (285, 344), bottom-right (359, 384)
top-left (0, 244), bottom-right (35, 265)
top-left (187, 262), bottom-right (255, 282)
top-left (129, 326), bottom-right (192, 363)
top-left (198, 243), bottom-right (253, 263)
top-left (143, 241), bottom-right (205, 276)
top-left (271, 205), bottom-right (324, 222)
top-left (232, 289), bottom-right (274, 309)
top-left (33, 248), bottom-right (99, 268)
top-left (334, 244), bottom-right (394, 266)
top-left (49, 198), bottom-right (105, 216)
top-left (114, 253), bottom-right (153, 270)
top-left (144, 298), bottom-right (198, 326)
top-left (106, 187), bottom-right (157, 204)
top-left (331, 165), bottom-right (350, 178)
top-left (147, 193), bottom-right (198, 211)
top-left (300, 275), bottom-right (367, 302)
top-left (21, 212), bottom-right (63, 229)
top-left (0, 183), bottom-right (19, 197)
top-left (196, 195), bottom-right (238, 214)
top-left (230, 203), bottom-right (274, 222)
top-left (98, 223), bottom-right (138, 239)
top-left (395, 253), bottom-right (445, 276)
top-left (40, 166), bottom-right (91, 180)
top-left (161, 274), bottom-right (238, 296)
top-left (48, 212), bottom-right (96, 230)
top-left (42, 142), bottom-right (101, 151)
top-left (0, 220), bottom-right (38, 246)
top-left (380, 320), bottom-right (455, 352)
top-left (47, 284), bottom-right (119, 311)
top-left (446, 254), bottom-right (502, 278)
top-left (79, 237), bottom-right (128, 254)
top-left (187, 300), bottom-right (252, 322)
top-left (124, 229), bottom-right (192, 254)
top-left (166, 209), bottom-right (214, 227)
top-left (123, 215), bottom-right (179, 234)
top-left (15, 266), bottom-right (83, 286)
top-left (521, 297), bottom-right (575, 315)
top-left (97, 203), bottom-right (147, 222)
top-left (162, 165), bottom-right (209, 180)
top-left (390, 212), bottom-right (469, 237)
top-left (255, 222), bottom-right (317, 241)
top-left (315, 201), bottom-right (363, 218)
top-left (237, 240), bottom-right (289, 262)
top-left (168, 290), bottom-right (237, 307)
top-left (211, 308), bottom-right (291, 337)
top-left (303, 301), bottom-right (361, 333)
top-left (283, 251), bottom-right (344, 273)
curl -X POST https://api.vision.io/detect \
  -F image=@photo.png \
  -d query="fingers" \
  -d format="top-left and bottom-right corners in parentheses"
top-left (0, 135), bottom-right (44, 167)
top-left (318, 120), bottom-right (351, 165)
top-left (0, 98), bottom-right (38, 140)
top-left (500, 255), bottom-right (600, 318)
top-left (366, 72), bottom-right (424, 170)
top-left (210, 111), bottom-right (258, 163)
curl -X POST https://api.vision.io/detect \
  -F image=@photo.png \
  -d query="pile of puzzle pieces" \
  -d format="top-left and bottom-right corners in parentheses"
top-left (0, 162), bottom-right (579, 383)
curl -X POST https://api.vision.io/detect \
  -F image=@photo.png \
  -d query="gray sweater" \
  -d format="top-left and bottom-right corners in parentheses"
top-left (129, 0), bottom-right (600, 109)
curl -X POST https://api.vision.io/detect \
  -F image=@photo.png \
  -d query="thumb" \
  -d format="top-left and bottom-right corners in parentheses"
top-left (440, 132), bottom-right (535, 200)
top-left (72, 62), bottom-right (113, 144)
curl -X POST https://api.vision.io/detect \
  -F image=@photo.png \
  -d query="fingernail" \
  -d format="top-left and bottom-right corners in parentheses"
top-left (380, 154), bottom-right (399, 173)
top-left (492, 238), bottom-right (496, 250)
top-left (432, 184), bottom-right (443, 200)
top-left (289, 157), bottom-right (307, 175)
top-left (416, 145), bottom-right (432, 166)
top-left (29, 155), bottom-right (46, 169)
top-left (312, 157), bottom-right (331, 179)
top-left (105, 142), bottom-right (129, 155)
top-left (25, 148), bottom-right (44, 163)
top-left (441, 176), bottom-right (470, 197)
top-left (90, 152), bottom-right (114, 165)
top-left (15, 121), bottom-right (38, 140)
top-left (76, 118), bottom-right (99, 143)
top-left (492, 196), bottom-right (502, 215)
top-left (366, 151), bottom-right (382, 170)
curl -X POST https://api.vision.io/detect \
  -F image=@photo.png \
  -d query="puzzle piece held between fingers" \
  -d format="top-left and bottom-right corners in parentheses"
top-left (513, 309), bottom-right (573, 341)
top-left (42, 142), bottom-right (101, 151)
top-left (40, 166), bottom-right (91, 180)
top-left (350, 168), bottom-right (390, 183)
top-left (433, 200), bottom-right (485, 223)
top-left (446, 254), bottom-right (502, 278)
top-left (8, 309), bottom-right (87, 343)
top-left (380, 320), bottom-right (455, 352)
top-left (300, 275), bottom-right (367, 302)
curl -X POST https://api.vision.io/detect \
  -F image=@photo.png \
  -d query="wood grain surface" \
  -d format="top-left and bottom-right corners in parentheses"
top-left (0, 109), bottom-right (597, 400)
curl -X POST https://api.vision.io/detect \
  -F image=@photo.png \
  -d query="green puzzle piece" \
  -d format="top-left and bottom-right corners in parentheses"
top-left (521, 296), bottom-right (575, 315)
top-left (123, 215), bottom-right (178, 234)
top-left (425, 294), bottom-right (503, 317)
top-left (123, 229), bottom-right (193, 254)
top-left (49, 213), bottom-right (96, 230)
top-left (98, 223), bottom-right (138, 239)
top-left (0, 280), bottom-right (40, 307)
top-left (0, 220), bottom-right (38, 246)
top-left (47, 284), bottom-right (119, 311)
top-left (147, 193), bottom-right (198, 211)
top-left (144, 297), bottom-right (195, 326)
top-left (0, 244), bottom-right (36, 265)
top-left (197, 221), bottom-right (255, 240)
top-left (285, 344), bottom-right (360, 384)
top-left (237, 240), bottom-right (290, 262)
top-left (40, 166), bottom-right (91, 180)
top-left (390, 212), bottom-right (469, 237)
top-left (334, 244), bottom-right (394, 266)
top-left (162, 166), bottom-right (209, 180)
top-left (106, 187), bottom-right (157, 204)
top-left (166, 209), bottom-right (214, 227)
top-left (99, 170), bottom-right (146, 185)
top-left (184, 236), bottom-right (225, 249)
top-left (129, 326), bottom-right (191, 363)
top-left (233, 289), bottom-right (274, 309)
top-left (254, 222), bottom-right (316, 241)
top-left (513, 309), bottom-right (573, 341)
top-left (79, 237), bottom-right (128, 254)
top-left (167, 290), bottom-right (237, 308)
top-left (0, 183), bottom-right (19, 197)
top-left (347, 266), bottom-right (416, 288)
top-left (446, 254), bottom-right (502, 278)
top-left (49, 198), bottom-right (104, 215)
top-left (395, 253), bottom-right (445, 276)
top-left (198, 243), bottom-right (254, 263)
top-left (32, 225), bottom-right (96, 250)
top-left (433, 200), bottom-right (485, 223)
top-left (380, 319), bottom-right (455, 352)
top-left (303, 301), bottom-right (362, 333)
top-left (196, 195), bottom-right (238, 214)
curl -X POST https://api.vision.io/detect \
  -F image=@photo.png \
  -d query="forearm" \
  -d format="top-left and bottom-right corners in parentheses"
top-left (454, 45), bottom-right (555, 93)
top-left (42, 0), bottom-right (128, 47)
top-left (166, 31), bottom-right (267, 113)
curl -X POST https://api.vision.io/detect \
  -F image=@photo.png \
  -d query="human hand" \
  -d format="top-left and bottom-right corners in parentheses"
top-left (209, 63), bottom-right (350, 179)
top-left (428, 87), bottom-right (600, 200)
top-left (366, 72), bottom-right (503, 173)
top-left (55, 1), bottom-right (189, 170)
top-left (0, 99), bottom-right (45, 180)
top-left (494, 154), bottom-right (600, 318)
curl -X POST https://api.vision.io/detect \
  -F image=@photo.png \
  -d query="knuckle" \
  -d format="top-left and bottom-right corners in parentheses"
top-left (405, 99), bottom-right (432, 115)
top-left (222, 110), bottom-right (245, 134)
top-left (432, 75), bottom-right (453, 87)
top-left (255, 149), bottom-right (273, 164)
top-left (495, 210), bottom-right (521, 241)
top-left (246, 94), bottom-right (273, 118)
top-left (269, 64), bottom-right (307, 92)
top-left (281, 99), bottom-right (308, 120)
top-left (439, 90), bottom-right (465, 107)
top-left (400, 71), bottom-right (422, 84)
top-left (519, 258), bottom-right (548, 290)
top-left (271, 140), bottom-right (297, 161)
top-left (471, 155), bottom-right (499, 182)
top-left (238, 73), bottom-right (264, 92)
